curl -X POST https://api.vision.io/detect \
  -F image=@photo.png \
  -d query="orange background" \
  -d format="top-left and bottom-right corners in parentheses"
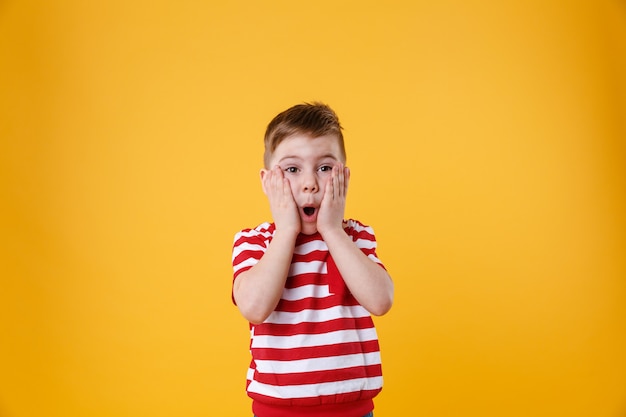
top-left (1, 1), bottom-right (625, 416)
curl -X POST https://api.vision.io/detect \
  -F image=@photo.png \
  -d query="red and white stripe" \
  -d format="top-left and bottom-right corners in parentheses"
top-left (232, 219), bottom-right (385, 411)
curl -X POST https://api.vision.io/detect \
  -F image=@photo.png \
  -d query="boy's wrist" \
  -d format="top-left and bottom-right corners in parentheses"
top-left (318, 224), bottom-right (346, 241)
top-left (273, 226), bottom-right (300, 240)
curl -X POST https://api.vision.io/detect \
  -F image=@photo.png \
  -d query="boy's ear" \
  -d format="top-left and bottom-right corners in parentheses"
top-left (259, 169), bottom-right (268, 195)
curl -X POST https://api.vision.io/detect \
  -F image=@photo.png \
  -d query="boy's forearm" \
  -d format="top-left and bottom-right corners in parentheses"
top-left (233, 230), bottom-right (298, 324)
top-left (321, 228), bottom-right (394, 316)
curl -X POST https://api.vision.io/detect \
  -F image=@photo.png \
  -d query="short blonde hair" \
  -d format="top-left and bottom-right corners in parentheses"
top-left (263, 102), bottom-right (345, 168)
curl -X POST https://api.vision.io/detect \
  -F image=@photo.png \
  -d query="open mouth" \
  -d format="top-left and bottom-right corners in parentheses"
top-left (303, 207), bottom-right (316, 216)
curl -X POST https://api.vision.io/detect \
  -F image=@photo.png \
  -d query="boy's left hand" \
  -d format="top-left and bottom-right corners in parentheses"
top-left (317, 164), bottom-right (350, 236)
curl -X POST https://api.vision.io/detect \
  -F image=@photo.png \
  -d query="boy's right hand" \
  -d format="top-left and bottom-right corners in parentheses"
top-left (261, 166), bottom-right (301, 235)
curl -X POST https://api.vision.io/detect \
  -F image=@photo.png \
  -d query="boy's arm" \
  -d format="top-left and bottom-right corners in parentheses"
top-left (322, 229), bottom-right (394, 316)
top-left (318, 165), bottom-right (394, 316)
top-left (233, 229), bottom-right (298, 324)
top-left (234, 166), bottom-right (301, 325)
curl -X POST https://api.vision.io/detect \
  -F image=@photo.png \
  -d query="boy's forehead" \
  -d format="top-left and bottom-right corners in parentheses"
top-left (271, 134), bottom-right (344, 162)
top-left (274, 133), bottom-right (342, 152)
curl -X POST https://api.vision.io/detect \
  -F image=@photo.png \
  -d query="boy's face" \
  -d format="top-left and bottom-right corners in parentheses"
top-left (261, 133), bottom-right (346, 235)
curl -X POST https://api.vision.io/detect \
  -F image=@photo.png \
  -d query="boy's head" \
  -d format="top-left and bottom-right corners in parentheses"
top-left (263, 102), bottom-right (346, 168)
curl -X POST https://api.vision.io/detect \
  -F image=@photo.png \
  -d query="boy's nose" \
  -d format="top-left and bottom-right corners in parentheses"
top-left (302, 176), bottom-right (318, 193)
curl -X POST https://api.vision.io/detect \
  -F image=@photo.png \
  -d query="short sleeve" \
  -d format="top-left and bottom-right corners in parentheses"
top-left (344, 219), bottom-right (386, 270)
top-left (231, 223), bottom-right (275, 304)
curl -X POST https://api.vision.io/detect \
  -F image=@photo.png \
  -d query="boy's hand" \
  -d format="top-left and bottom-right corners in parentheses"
top-left (317, 164), bottom-right (350, 237)
top-left (262, 166), bottom-right (301, 235)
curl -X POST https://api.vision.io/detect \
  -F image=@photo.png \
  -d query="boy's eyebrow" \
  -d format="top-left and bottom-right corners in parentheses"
top-left (278, 154), bottom-right (339, 163)
top-left (277, 155), bottom-right (300, 163)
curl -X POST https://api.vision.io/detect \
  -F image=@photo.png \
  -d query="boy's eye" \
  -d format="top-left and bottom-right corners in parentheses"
top-left (284, 167), bottom-right (298, 173)
top-left (319, 165), bottom-right (333, 172)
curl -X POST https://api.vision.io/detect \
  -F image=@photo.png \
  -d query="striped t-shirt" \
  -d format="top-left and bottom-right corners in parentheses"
top-left (232, 219), bottom-right (385, 417)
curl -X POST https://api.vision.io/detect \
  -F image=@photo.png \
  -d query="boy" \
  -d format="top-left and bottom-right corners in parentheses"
top-left (231, 103), bottom-right (394, 417)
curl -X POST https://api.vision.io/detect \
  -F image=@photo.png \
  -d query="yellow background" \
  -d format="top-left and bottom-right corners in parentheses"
top-left (1, 1), bottom-right (625, 416)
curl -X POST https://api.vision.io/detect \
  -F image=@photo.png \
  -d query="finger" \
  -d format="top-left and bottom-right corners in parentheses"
top-left (333, 166), bottom-right (340, 200)
top-left (333, 164), bottom-right (343, 199)
top-left (269, 171), bottom-right (280, 194)
top-left (271, 166), bottom-right (283, 192)
top-left (343, 166), bottom-right (350, 196)
top-left (276, 168), bottom-right (293, 201)
top-left (324, 174), bottom-right (334, 203)
top-left (282, 177), bottom-right (292, 197)
top-left (337, 163), bottom-right (345, 198)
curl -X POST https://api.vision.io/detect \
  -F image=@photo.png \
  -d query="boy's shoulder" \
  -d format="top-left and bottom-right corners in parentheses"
top-left (238, 221), bottom-right (275, 234)
top-left (343, 218), bottom-right (371, 230)
top-left (343, 218), bottom-right (377, 237)
top-left (234, 222), bottom-right (275, 241)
